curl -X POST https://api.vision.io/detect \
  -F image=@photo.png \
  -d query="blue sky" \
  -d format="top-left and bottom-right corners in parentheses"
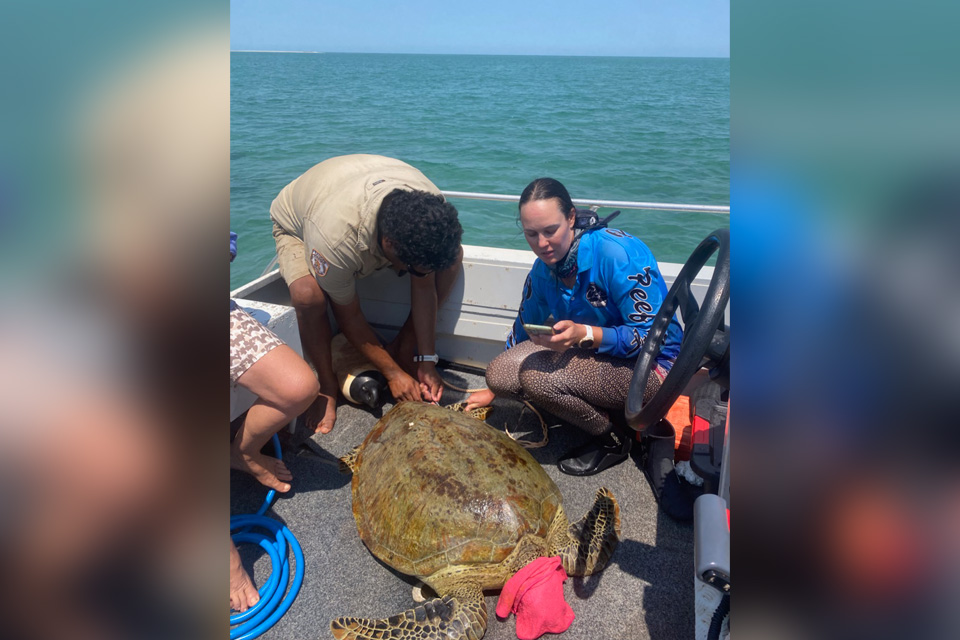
top-left (231, 0), bottom-right (729, 57)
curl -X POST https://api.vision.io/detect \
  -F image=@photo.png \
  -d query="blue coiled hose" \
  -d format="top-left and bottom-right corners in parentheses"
top-left (229, 434), bottom-right (304, 640)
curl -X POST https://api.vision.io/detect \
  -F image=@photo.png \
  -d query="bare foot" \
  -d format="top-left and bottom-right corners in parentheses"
top-left (306, 393), bottom-right (337, 434)
top-left (230, 541), bottom-right (260, 613)
top-left (230, 446), bottom-right (293, 493)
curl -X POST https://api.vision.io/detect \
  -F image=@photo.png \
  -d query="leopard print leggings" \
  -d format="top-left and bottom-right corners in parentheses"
top-left (485, 340), bottom-right (667, 436)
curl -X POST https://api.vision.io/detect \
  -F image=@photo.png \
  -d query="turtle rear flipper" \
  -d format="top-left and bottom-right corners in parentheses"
top-left (330, 581), bottom-right (487, 640)
top-left (339, 445), bottom-right (362, 475)
top-left (552, 487), bottom-right (621, 576)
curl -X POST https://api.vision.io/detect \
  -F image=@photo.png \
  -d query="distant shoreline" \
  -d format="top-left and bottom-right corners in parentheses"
top-left (229, 50), bottom-right (728, 59)
top-left (232, 50), bottom-right (321, 54)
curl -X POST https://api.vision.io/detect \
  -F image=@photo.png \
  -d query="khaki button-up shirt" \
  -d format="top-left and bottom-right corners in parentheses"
top-left (269, 154), bottom-right (442, 305)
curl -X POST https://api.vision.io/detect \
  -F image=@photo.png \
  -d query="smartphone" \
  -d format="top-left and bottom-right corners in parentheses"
top-left (523, 323), bottom-right (556, 336)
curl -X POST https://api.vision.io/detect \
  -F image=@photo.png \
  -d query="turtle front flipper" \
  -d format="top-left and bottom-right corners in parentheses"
top-left (330, 579), bottom-right (487, 640)
top-left (549, 487), bottom-right (621, 576)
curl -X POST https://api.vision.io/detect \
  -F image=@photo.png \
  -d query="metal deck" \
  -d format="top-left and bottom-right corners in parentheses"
top-left (230, 366), bottom-right (694, 640)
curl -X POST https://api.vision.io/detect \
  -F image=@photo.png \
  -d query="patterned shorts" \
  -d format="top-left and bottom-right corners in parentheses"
top-left (230, 305), bottom-right (285, 383)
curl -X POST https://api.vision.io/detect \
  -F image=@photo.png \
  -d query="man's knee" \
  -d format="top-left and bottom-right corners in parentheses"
top-left (289, 276), bottom-right (327, 311)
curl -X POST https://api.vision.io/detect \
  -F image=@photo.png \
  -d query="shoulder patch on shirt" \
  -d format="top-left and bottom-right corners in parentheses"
top-left (310, 248), bottom-right (330, 277)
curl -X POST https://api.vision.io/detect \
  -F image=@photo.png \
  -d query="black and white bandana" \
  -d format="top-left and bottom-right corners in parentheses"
top-left (549, 229), bottom-right (584, 280)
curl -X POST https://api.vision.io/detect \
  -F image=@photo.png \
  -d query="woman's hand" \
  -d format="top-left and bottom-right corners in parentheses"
top-left (529, 319), bottom-right (585, 352)
top-left (464, 389), bottom-right (495, 412)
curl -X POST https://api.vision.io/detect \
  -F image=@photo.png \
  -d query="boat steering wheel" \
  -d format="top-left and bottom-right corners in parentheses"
top-left (625, 228), bottom-right (730, 431)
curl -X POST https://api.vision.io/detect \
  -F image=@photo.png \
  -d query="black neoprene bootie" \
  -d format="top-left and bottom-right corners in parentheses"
top-left (558, 427), bottom-right (632, 476)
top-left (642, 419), bottom-right (677, 500)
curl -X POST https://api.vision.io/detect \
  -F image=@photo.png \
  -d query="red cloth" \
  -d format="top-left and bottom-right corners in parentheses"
top-left (496, 556), bottom-right (575, 640)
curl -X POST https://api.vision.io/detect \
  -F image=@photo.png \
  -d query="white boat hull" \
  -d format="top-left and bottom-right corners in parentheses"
top-left (230, 244), bottom-right (720, 370)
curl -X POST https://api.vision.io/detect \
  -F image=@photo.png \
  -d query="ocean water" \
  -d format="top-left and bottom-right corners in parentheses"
top-left (230, 53), bottom-right (728, 289)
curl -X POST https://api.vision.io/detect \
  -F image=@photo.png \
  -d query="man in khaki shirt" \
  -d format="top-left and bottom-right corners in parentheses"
top-left (270, 155), bottom-right (463, 434)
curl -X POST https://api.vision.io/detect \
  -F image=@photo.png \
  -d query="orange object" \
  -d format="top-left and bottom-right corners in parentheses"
top-left (664, 394), bottom-right (693, 461)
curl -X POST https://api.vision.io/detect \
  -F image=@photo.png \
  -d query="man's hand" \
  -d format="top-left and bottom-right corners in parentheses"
top-left (417, 362), bottom-right (444, 403)
top-left (386, 369), bottom-right (423, 403)
top-left (464, 389), bottom-right (495, 412)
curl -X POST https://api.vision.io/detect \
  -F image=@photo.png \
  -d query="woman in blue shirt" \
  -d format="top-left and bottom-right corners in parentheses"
top-left (466, 178), bottom-right (682, 476)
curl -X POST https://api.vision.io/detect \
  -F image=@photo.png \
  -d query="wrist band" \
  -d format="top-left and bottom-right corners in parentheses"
top-left (413, 354), bottom-right (439, 363)
top-left (578, 325), bottom-right (596, 349)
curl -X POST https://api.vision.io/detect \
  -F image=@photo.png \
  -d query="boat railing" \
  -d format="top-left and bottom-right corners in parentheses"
top-left (260, 190), bottom-right (729, 276)
top-left (441, 190), bottom-right (730, 214)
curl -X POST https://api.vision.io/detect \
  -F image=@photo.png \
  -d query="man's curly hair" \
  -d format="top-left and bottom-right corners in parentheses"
top-left (378, 189), bottom-right (462, 272)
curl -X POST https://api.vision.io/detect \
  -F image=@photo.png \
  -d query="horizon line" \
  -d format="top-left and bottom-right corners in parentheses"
top-left (232, 49), bottom-right (321, 53)
top-left (230, 50), bottom-right (728, 59)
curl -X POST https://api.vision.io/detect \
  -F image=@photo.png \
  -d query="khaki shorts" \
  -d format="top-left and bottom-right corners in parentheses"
top-left (230, 305), bottom-right (285, 383)
top-left (272, 221), bottom-right (312, 286)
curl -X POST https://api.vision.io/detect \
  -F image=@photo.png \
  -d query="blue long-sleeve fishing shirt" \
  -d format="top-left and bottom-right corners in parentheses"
top-left (506, 228), bottom-right (683, 369)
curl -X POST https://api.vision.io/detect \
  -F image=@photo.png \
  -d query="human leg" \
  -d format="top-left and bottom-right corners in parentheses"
top-left (386, 248), bottom-right (463, 375)
top-left (384, 313), bottom-right (418, 377)
top-left (230, 539), bottom-right (260, 613)
top-left (516, 349), bottom-right (634, 433)
top-left (231, 306), bottom-right (318, 490)
top-left (434, 246), bottom-right (463, 305)
top-left (557, 362), bottom-right (668, 476)
top-left (485, 340), bottom-right (546, 400)
top-left (288, 275), bottom-right (338, 433)
top-left (516, 349), bottom-right (655, 475)
top-left (232, 342), bottom-right (318, 491)
top-left (274, 224), bottom-right (335, 433)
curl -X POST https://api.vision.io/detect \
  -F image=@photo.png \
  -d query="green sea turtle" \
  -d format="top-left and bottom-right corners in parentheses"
top-left (331, 401), bottom-right (621, 640)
